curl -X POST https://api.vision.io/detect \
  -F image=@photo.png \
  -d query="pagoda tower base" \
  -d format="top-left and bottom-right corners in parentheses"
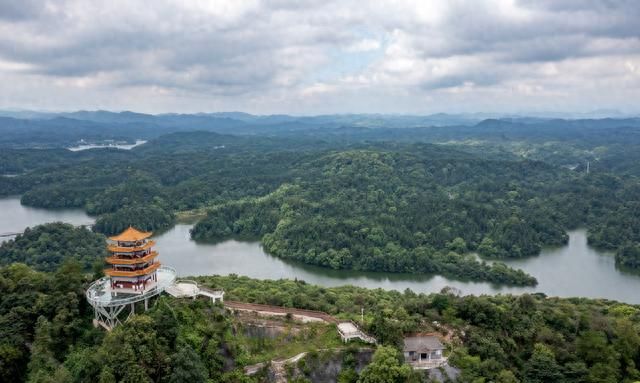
top-left (92, 298), bottom-right (151, 331)
top-left (86, 266), bottom-right (177, 331)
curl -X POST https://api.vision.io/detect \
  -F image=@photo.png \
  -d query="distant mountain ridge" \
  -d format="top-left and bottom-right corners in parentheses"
top-left (0, 109), bottom-right (639, 149)
top-left (0, 109), bottom-right (487, 127)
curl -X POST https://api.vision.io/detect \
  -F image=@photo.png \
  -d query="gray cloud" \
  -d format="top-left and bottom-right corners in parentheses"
top-left (401, 1), bottom-right (639, 62)
top-left (0, 0), bottom-right (638, 114)
top-left (0, 0), bottom-right (44, 21)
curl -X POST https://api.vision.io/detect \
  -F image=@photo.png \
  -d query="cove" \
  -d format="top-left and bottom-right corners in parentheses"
top-left (2, 196), bottom-right (640, 304)
top-left (154, 224), bottom-right (640, 303)
top-left (0, 196), bottom-right (93, 243)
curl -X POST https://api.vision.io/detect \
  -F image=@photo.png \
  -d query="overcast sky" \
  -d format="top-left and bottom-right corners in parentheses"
top-left (0, 0), bottom-right (638, 115)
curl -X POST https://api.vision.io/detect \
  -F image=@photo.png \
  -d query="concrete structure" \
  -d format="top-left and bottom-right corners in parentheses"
top-left (403, 334), bottom-right (446, 369)
top-left (337, 321), bottom-right (377, 344)
top-left (223, 301), bottom-right (334, 323)
top-left (86, 265), bottom-right (176, 330)
top-left (165, 280), bottom-right (224, 303)
top-left (199, 286), bottom-right (225, 303)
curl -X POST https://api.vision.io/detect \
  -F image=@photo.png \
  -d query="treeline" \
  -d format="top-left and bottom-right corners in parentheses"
top-left (4, 130), bottom-right (640, 278)
top-left (192, 186), bottom-right (537, 285)
top-left (588, 200), bottom-right (640, 268)
top-left (0, 223), bottom-right (107, 271)
top-left (93, 205), bottom-right (175, 235)
top-left (5, 131), bottom-right (310, 220)
top-left (192, 148), bottom-right (637, 280)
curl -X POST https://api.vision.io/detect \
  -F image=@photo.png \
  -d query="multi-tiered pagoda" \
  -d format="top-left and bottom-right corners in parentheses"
top-left (105, 227), bottom-right (160, 293)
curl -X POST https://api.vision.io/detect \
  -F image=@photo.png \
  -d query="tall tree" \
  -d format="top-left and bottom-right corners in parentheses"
top-left (523, 343), bottom-right (564, 383)
top-left (167, 346), bottom-right (208, 383)
top-left (357, 346), bottom-right (414, 383)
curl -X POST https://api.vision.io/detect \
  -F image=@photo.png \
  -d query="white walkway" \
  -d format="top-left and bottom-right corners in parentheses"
top-left (337, 321), bottom-right (377, 344)
top-left (165, 280), bottom-right (224, 303)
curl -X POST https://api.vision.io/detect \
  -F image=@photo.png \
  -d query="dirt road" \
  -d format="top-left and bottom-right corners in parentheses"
top-left (224, 300), bottom-right (338, 323)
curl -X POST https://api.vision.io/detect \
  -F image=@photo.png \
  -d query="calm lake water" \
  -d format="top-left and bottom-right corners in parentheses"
top-left (2, 196), bottom-right (640, 303)
top-left (67, 139), bottom-right (147, 151)
top-left (0, 197), bottom-right (93, 242)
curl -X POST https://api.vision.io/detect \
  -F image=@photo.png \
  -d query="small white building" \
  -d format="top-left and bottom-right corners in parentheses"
top-left (403, 335), bottom-right (446, 369)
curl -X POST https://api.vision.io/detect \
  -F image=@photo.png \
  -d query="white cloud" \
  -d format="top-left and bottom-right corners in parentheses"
top-left (344, 39), bottom-right (381, 52)
top-left (301, 82), bottom-right (336, 97)
top-left (0, 0), bottom-right (638, 114)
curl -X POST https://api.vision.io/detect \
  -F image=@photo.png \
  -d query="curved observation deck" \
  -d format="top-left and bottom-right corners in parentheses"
top-left (86, 265), bottom-right (177, 308)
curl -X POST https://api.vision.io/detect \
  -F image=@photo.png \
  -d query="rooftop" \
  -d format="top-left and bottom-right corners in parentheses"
top-left (109, 226), bottom-right (153, 242)
top-left (403, 334), bottom-right (445, 352)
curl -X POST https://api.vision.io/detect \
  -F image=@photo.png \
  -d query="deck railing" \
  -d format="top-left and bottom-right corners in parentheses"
top-left (86, 265), bottom-right (176, 307)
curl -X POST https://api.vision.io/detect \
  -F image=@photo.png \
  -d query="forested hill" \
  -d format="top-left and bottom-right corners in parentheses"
top-left (3, 259), bottom-right (640, 383)
top-left (190, 146), bottom-right (584, 281)
top-left (1, 110), bottom-right (640, 152)
top-left (3, 125), bottom-right (640, 283)
top-left (0, 223), bottom-right (106, 272)
top-left (5, 112), bottom-right (640, 182)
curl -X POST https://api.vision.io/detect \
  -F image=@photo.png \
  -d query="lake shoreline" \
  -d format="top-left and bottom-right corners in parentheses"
top-left (3, 196), bottom-right (640, 303)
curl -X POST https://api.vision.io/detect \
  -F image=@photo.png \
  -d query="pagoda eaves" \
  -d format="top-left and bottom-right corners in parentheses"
top-left (105, 226), bottom-right (159, 292)
top-left (108, 226), bottom-right (152, 242)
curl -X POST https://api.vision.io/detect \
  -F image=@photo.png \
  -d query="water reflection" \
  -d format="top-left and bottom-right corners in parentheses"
top-left (0, 197), bottom-right (93, 243)
top-left (153, 224), bottom-right (640, 303)
top-left (67, 140), bottom-right (147, 151)
top-left (3, 195), bottom-right (640, 304)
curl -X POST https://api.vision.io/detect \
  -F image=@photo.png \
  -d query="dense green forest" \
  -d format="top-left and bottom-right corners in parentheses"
top-left (198, 274), bottom-right (640, 383)
top-left (2, 228), bottom-right (640, 382)
top-left (0, 223), bottom-right (106, 271)
top-left (3, 119), bottom-right (640, 280)
top-left (4, 258), bottom-right (640, 383)
top-left (0, 261), bottom-right (260, 383)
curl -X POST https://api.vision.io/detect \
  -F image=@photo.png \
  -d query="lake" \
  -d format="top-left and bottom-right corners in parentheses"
top-left (2, 196), bottom-right (640, 303)
top-left (0, 196), bottom-right (93, 242)
top-left (67, 139), bottom-right (147, 151)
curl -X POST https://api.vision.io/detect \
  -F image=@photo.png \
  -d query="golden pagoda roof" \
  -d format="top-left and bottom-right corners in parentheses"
top-left (108, 226), bottom-right (153, 242)
top-left (108, 240), bottom-right (156, 253)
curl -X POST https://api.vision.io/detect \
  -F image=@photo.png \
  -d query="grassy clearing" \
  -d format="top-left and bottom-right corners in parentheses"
top-left (234, 318), bottom-right (344, 364)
